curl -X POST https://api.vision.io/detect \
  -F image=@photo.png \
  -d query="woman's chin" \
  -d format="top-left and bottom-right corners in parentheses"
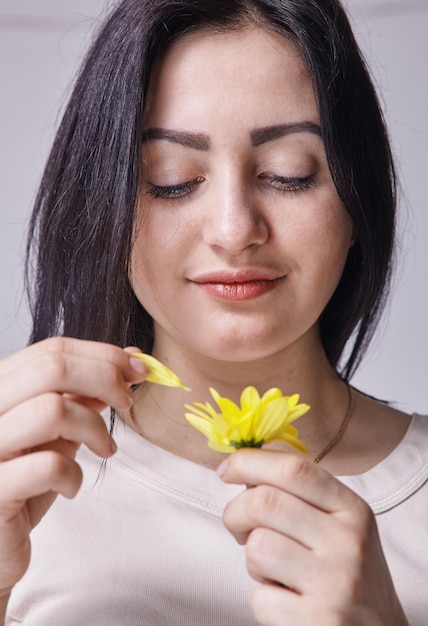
top-left (189, 337), bottom-right (284, 364)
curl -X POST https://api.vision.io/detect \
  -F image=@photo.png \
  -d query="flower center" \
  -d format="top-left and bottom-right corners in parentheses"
top-left (231, 438), bottom-right (265, 449)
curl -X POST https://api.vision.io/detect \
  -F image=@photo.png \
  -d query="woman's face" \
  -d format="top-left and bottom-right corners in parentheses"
top-left (131, 26), bottom-right (353, 362)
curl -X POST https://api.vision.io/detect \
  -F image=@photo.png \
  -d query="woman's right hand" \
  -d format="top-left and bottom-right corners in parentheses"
top-left (0, 337), bottom-right (147, 601)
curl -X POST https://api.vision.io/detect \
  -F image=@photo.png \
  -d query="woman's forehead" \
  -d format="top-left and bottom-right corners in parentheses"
top-left (143, 26), bottom-right (318, 132)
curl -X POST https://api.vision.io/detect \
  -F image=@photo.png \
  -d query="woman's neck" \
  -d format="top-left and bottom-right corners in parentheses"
top-left (123, 332), bottom-right (411, 474)
top-left (125, 338), bottom-right (354, 470)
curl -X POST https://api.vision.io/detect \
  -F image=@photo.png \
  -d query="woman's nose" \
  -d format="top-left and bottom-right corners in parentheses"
top-left (202, 182), bottom-right (269, 256)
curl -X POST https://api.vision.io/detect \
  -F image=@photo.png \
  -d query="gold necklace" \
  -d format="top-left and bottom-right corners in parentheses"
top-left (129, 406), bottom-right (145, 438)
top-left (129, 385), bottom-right (354, 464)
top-left (313, 384), bottom-right (354, 464)
top-left (128, 405), bottom-right (191, 439)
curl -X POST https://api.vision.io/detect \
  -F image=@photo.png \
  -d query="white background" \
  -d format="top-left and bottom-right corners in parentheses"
top-left (0, 0), bottom-right (427, 413)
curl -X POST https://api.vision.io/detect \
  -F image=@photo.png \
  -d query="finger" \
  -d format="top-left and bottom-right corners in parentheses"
top-left (251, 583), bottom-right (319, 626)
top-left (223, 483), bottom-right (329, 548)
top-left (0, 342), bottom-right (147, 414)
top-left (62, 394), bottom-right (108, 413)
top-left (218, 449), bottom-right (358, 513)
top-left (251, 583), bottom-right (357, 626)
top-left (0, 393), bottom-right (116, 460)
top-left (0, 450), bottom-right (83, 505)
top-left (0, 336), bottom-right (148, 389)
top-left (245, 526), bottom-right (314, 592)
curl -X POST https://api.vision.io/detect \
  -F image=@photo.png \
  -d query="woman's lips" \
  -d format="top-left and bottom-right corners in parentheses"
top-left (191, 270), bottom-right (285, 302)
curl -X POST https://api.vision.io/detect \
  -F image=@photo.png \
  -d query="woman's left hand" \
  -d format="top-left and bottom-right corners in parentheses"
top-left (218, 450), bottom-right (409, 626)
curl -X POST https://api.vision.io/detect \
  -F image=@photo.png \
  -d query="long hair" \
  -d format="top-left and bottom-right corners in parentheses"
top-left (26, 0), bottom-right (396, 380)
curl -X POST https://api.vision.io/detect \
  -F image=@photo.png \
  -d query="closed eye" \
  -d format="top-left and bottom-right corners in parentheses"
top-left (146, 177), bottom-right (205, 199)
top-left (259, 173), bottom-right (316, 194)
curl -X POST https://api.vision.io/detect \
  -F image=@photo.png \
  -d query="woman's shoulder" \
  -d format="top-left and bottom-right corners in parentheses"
top-left (339, 408), bottom-right (428, 514)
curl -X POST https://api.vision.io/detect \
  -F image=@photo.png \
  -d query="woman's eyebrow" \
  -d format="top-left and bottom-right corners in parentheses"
top-left (142, 128), bottom-right (210, 150)
top-left (251, 122), bottom-right (321, 146)
top-left (142, 122), bottom-right (321, 150)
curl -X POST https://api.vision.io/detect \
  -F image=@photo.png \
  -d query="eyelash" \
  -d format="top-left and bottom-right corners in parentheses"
top-left (146, 174), bottom-right (316, 200)
top-left (259, 174), bottom-right (316, 194)
top-left (146, 177), bottom-right (204, 199)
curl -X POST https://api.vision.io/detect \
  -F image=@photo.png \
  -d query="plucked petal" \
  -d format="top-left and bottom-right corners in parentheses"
top-left (132, 353), bottom-right (190, 390)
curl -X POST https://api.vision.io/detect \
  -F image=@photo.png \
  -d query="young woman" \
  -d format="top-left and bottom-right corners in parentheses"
top-left (1, 1), bottom-right (426, 624)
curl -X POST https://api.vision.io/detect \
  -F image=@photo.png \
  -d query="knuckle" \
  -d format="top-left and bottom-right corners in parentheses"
top-left (104, 362), bottom-right (123, 388)
top-left (42, 450), bottom-right (68, 478)
top-left (40, 351), bottom-right (68, 385)
top-left (246, 485), bottom-right (281, 523)
top-left (343, 526), bottom-right (369, 564)
top-left (103, 342), bottom-right (123, 363)
top-left (353, 498), bottom-right (373, 529)
top-left (43, 336), bottom-right (68, 355)
top-left (279, 453), bottom-right (312, 482)
top-left (342, 498), bottom-right (375, 543)
top-left (24, 394), bottom-right (68, 440)
top-left (41, 451), bottom-right (82, 496)
top-left (246, 527), bottom-right (272, 561)
top-left (40, 392), bottom-right (67, 424)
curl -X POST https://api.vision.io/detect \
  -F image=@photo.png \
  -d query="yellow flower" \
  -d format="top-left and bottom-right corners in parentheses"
top-left (132, 353), bottom-right (190, 390)
top-left (185, 386), bottom-right (309, 453)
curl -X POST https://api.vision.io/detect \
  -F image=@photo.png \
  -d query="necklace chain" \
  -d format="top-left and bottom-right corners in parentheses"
top-left (129, 385), bottom-right (354, 465)
top-left (313, 384), bottom-right (354, 464)
top-left (129, 405), bottom-right (145, 439)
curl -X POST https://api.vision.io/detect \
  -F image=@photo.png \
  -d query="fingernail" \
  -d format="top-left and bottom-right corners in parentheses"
top-left (129, 356), bottom-right (147, 375)
top-left (109, 438), bottom-right (117, 455)
top-left (217, 458), bottom-right (230, 478)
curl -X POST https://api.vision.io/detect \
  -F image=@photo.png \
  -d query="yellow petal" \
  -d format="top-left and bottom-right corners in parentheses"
top-left (210, 388), bottom-right (244, 421)
top-left (255, 398), bottom-right (289, 440)
top-left (184, 404), bottom-right (213, 420)
top-left (272, 431), bottom-right (309, 454)
top-left (208, 440), bottom-right (237, 453)
top-left (215, 397), bottom-right (242, 420)
top-left (184, 412), bottom-right (215, 440)
top-left (226, 410), bottom-right (255, 442)
top-left (187, 401), bottom-right (218, 420)
top-left (260, 387), bottom-right (283, 408)
top-left (287, 402), bottom-right (311, 422)
top-left (240, 386), bottom-right (260, 412)
top-left (209, 387), bottom-right (222, 403)
top-left (184, 385), bottom-right (309, 455)
top-left (213, 413), bottom-right (236, 438)
top-left (132, 353), bottom-right (190, 390)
